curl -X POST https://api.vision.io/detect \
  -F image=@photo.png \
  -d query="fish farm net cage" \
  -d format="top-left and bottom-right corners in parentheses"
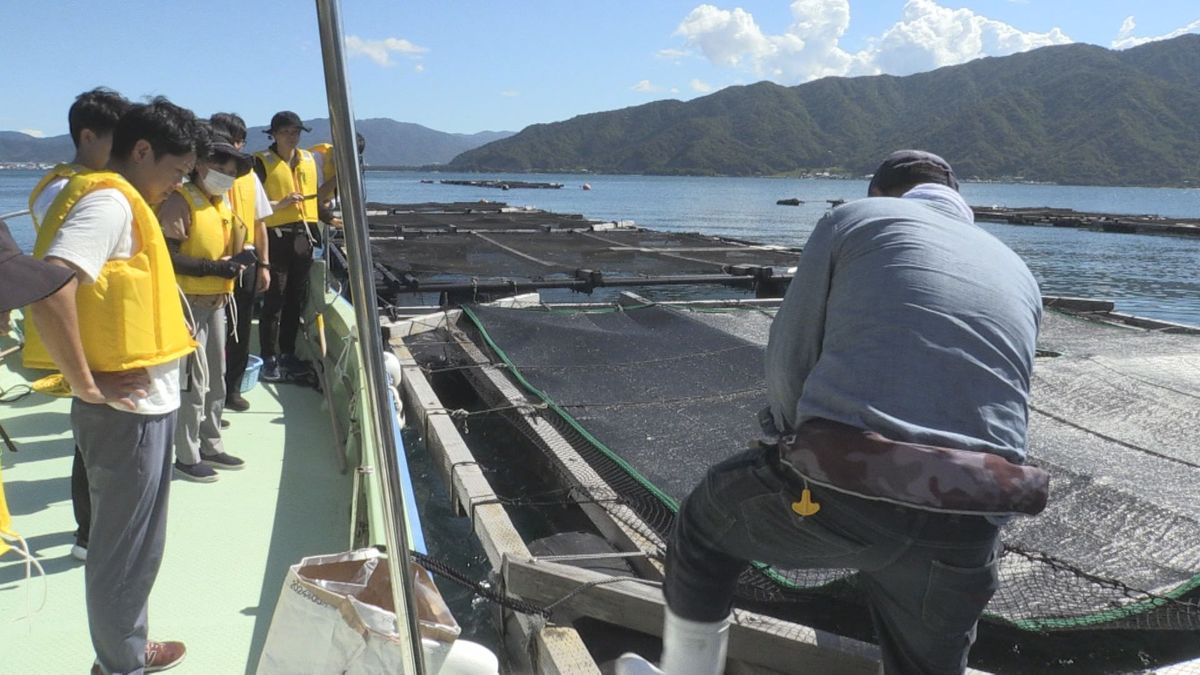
top-left (343, 202), bottom-right (801, 301)
top-left (403, 301), bottom-right (1200, 667)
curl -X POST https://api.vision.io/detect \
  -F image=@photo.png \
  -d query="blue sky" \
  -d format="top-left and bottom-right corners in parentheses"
top-left (2, 1), bottom-right (1197, 137)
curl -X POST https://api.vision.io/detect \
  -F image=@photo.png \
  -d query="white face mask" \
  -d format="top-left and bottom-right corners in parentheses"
top-left (201, 168), bottom-right (236, 196)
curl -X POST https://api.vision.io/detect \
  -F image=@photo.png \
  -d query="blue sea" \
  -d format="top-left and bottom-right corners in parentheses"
top-left (3, 169), bottom-right (1199, 324)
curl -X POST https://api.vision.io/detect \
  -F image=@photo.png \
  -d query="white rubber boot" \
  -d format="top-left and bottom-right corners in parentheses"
top-left (615, 608), bottom-right (731, 675)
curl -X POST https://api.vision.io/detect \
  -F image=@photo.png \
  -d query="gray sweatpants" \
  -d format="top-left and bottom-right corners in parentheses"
top-left (175, 301), bottom-right (226, 465)
top-left (72, 400), bottom-right (177, 675)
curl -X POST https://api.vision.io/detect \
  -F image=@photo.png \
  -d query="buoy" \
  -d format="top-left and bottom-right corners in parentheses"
top-left (581, 183), bottom-right (591, 191)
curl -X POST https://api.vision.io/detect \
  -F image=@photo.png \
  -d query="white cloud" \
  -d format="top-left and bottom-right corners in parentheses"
top-left (500, 89), bottom-right (520, 97)
top-left (690, 78), bottom-right (714, 93)
top-left (632, 79), bottom-right (664, 93)
top-left (414, 63), bottom-right (426, 73)
top-left (345, 35), bottom-right (428, 67)
top-left (1112, 15), bottom-right (1200, 50)
top-left (656, 48), bottom-right (692, 62)
top-left (20, 128), bottom-right (44, 138)
top-left (670, 0), bottom-right (1072, 84)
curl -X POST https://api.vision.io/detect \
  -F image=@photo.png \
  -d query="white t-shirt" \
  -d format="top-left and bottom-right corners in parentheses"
top-left (30, 176), bottom-right (69, 229)
top-left (252, 173), bottom-right (272, 220)
top-left (43, 188), bottom-right (182, 415)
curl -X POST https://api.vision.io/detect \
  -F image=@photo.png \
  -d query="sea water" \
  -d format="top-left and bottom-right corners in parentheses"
top-left (4, 169), bottom-right (1198, 324)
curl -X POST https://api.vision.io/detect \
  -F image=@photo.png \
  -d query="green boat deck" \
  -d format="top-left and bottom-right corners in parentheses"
top-left (0, 348), bottom-right (353, 673)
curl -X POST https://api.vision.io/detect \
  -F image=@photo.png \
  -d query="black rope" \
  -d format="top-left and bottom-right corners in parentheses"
top-left (410, 550), bottom-right (550, 618)
top-left (1004, 543), bottom-right (1200, 610)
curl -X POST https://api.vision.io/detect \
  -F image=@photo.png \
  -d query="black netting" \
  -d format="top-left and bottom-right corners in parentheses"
top-left (370, 230), bottom-right (800, 282)
top-left (404, 302), bottom-right (1200, 671)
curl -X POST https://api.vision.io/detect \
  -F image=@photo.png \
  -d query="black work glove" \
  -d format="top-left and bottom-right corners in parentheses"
top-left (199, 258), bottom-right (243, 279)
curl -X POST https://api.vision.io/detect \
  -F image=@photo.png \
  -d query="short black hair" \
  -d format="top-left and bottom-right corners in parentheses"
top-left (193, 120), bottom-right (214, 164)
top-left (68, 88), bottom-right (131, 148)
top-left (210, 112), bottom-right (247, 144)
top-left (111, 97), bottom-right (199, 161)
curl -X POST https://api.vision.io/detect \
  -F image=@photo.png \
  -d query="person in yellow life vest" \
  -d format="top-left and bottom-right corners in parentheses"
top-left (25, 97), bottom-right (197, 675)
top-left (157, 125), bottom-right (253, 483)
top-left (253, 110), bottom-right (318, 382)
top-left (26, 87), bottom-right (132, 565)
top-left (309, 131), bottom-right (366, 229)
top-left (29, 88), bottom-right (131, 230)
top-left (0, 218), bottom-right (74, 560)
top-left (210, 112), bottom-right (272, 412)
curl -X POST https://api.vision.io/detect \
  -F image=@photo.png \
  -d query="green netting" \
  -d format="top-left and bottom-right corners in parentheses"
top-left (433, 303), bottom-right (1200, 638)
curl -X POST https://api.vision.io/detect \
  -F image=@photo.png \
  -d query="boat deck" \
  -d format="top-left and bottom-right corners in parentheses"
top-left (0, 342), bottom-right (352, 673)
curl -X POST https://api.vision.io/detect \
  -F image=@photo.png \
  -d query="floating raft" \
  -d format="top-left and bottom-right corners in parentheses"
top-left (351, 202), bottom-right (800, 302)
top-left (972, 205), bottom-right (1200, 237)
top-left (438, 179), bottom-right (564, 190)
top-left (396, 295), bottom-right (1200, 673)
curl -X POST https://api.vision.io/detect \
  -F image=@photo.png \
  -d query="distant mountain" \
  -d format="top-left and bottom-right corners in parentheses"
top-left (0, 131), bottom-right (73, 163)
top-left (449, 35), bottom-right (1200, 187)
top-left (0, 119), bottom-right (512, 167)
top-left (243, 118), bottom-right (513, 167)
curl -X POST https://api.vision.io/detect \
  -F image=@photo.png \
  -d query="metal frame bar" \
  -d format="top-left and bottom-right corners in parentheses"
top-left (313, 1), bottom-right (425, 670)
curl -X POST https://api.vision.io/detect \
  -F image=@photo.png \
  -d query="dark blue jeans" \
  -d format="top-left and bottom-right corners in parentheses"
top-left (665, 447), bottom-right (1001, 675)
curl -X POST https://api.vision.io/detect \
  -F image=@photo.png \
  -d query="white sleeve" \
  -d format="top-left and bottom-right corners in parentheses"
top-left (253, 174), bottom-right (273, 218)
top-left (43, 189), bottom-right (134, 285)
top-left (31, 177), bottom-right (69, 229)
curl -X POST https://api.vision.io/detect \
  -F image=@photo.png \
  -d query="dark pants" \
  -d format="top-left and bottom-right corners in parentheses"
top-left (73, 400), bottom-right (176, 674)
top-left (260, 225), bottom-right (313, 358)
top-left (71, 445), bottom-right (90, 546)
top-left (665, 446), bottom-right (1001, 675)
top-left (225, 266), bottom-right (257, 395)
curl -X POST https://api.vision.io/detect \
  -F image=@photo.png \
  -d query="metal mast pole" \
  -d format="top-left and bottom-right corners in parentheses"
top-left (313, 1), bottom-right (426, 671)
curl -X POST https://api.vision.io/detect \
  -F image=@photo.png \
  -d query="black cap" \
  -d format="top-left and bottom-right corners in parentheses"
top-left (210, 131), bottom-right (253, 177)
top-left (264, 110), bottom-right (312, 134)
top-left (0, 219), bottom-right (74, 312)
top-left (868, 150), bottom-right (959, 195)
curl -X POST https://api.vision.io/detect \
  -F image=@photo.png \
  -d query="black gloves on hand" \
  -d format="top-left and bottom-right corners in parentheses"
top-left (200, 258), bottom-right (243, 279)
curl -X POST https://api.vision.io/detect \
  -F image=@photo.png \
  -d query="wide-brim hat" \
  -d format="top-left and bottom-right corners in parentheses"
top-left (210, 132), bottom-right (254, 177)
top-left (0, 220), bottom-right (74, 312)
top-left (264, 110), bottom-right (312, 134)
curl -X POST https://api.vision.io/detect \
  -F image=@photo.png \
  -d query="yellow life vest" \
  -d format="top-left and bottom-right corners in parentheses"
top-left (227, 172), bottom-right (259, 247)
top-left (256, 148), bottom-right (318, 227)
top-left (176, 182), bottom-right (235, 296)
top-left (23, 171), bottom-right (196, 372)
top-left (309, 142), bottom-right (336, 182)
top-left (27, 163), bottom-right (86, 227)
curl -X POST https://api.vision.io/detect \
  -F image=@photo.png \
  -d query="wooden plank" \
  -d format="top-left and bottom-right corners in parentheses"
top-left (451, 329), bottom-right (667, 579)
top-left (504, 557), bottom-right (1002, 675)
top-left (503, 556), bottom-right (881, 675)
top-left (390, 315), bottom-right (597, 675)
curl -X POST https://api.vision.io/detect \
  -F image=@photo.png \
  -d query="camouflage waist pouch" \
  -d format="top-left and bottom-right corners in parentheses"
top-left (777, 419), bottom-right (1049, 516)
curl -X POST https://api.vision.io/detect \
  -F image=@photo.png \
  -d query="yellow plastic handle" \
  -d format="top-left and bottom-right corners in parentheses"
top-left (791, 488), bottom-right (821, 517)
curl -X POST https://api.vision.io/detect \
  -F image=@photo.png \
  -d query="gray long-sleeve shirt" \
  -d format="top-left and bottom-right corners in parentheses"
top-left (766, 186), bottom-right (1041, 463)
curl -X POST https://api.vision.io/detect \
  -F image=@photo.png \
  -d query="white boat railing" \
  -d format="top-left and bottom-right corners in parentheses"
top-left (314, 0), bottom-right (426, 671)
